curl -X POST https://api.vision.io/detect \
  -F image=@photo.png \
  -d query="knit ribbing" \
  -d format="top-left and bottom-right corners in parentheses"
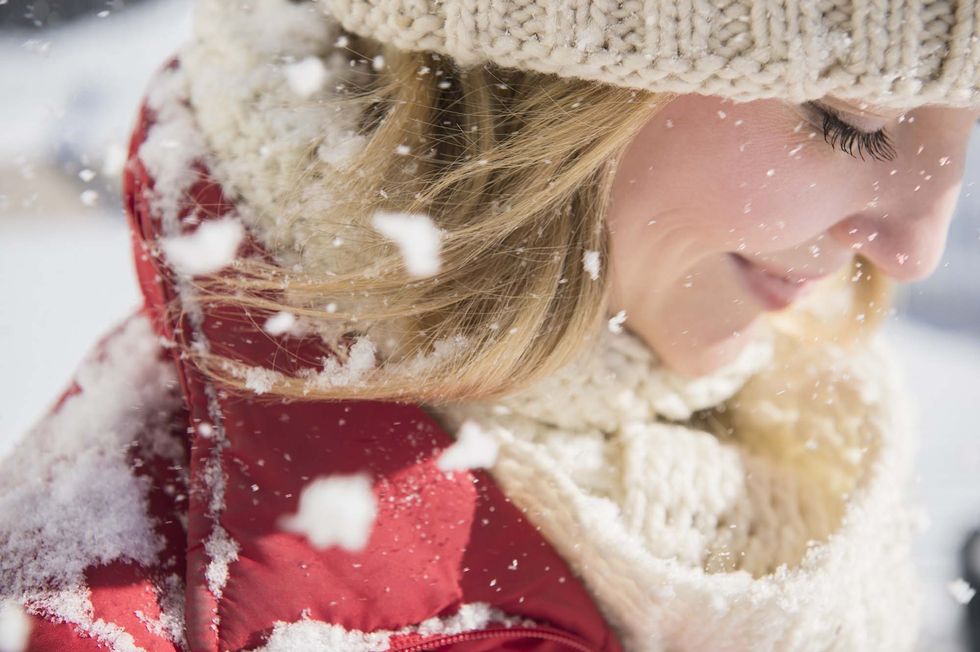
top-left (321, 0), bottom-right (980, 108)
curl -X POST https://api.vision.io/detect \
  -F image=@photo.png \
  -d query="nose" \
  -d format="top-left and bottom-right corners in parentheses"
top-left (828, 106), bottom-right (976, 283)
top-left (829, 181), bottom-right (963, 282)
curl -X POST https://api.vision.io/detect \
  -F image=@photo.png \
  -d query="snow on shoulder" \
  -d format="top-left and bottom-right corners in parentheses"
top-left (0, 313), bottom-right (183, 649)
top-left (371, 211), bottom-right (443, 278)
top-left (137, 64), bottom-right (245, 279)
top-left (225, 336), bottom-right (378, 396)
top-left (278, 473), bottom-right (378, 551)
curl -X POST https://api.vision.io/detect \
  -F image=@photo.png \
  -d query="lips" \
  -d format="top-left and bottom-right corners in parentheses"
top-left (729, 253), bottom-right (816, 311)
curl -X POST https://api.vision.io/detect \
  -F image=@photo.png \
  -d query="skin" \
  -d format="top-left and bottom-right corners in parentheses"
top-left (606, 93), bottom-right (980, 377)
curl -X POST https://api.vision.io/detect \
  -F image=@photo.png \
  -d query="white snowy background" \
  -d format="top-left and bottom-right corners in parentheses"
top-left (0, 1), bottom-right (977, 649)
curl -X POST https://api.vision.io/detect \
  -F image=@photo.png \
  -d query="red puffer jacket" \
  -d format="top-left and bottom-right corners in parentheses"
top-left (1, 59), bottom-right (623, 652)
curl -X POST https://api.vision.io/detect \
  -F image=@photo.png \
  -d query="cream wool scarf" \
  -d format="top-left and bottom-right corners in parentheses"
top-left (435, 324), bottom-right (923, 651)
top-left (178, 1), bottom-right (925, 649)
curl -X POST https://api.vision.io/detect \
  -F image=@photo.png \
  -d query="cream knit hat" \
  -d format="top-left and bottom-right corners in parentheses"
top-left (321, 0), bottom-right (980, 109)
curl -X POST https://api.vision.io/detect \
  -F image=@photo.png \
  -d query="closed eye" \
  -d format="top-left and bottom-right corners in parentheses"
top-left (804, 101), bottom-right (897, 162)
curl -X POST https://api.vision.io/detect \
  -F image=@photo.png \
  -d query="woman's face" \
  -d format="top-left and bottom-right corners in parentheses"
top-left (607, 93), bottom-right (980, 376)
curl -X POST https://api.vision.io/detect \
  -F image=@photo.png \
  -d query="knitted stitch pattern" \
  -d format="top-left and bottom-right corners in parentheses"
top-left (322, 0), bottom-right (980, 108)
top-left (436, 324), bottom-right (923, 651)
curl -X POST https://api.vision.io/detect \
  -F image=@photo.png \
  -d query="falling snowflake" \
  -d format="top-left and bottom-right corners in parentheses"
top-left (371, 211), bottom-right (443, 277)
top-left (279, 473), bottom-right (378, 551)
top-left (947, 578), bottom-right (976, 605)
top-left (80, 190), bottom-right (99, 207)
top-left (437, 421), bottom-right (499, 472)
top-left (264, 311), bottom-right (297, 336)
top-left (160, 216), bottom-right (245, 277)
top-left (608, 310), bottom-right (628, 334)
top-left (283, 56), bottom-right (328, 98)
top-left (583, 250), bottom-right (601, 281)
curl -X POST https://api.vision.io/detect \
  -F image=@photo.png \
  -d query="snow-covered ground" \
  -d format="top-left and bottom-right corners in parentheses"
top-left (0, 0), bottom-right (978, 648)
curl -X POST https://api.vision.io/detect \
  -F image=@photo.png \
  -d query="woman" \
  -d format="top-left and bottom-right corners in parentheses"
top-left (2, 0), bottom-right (980, 650)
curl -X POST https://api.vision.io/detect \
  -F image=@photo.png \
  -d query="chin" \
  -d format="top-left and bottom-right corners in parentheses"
top-left (622, 259), bottom-right (767, 377)
top-left (654, 317), bottom-right (763, 378)
top-left (658, 337), bottom-right (744, 377)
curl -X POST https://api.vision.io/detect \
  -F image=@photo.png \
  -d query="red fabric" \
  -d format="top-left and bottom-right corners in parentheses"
top-left (27, 617), bottom-right (108, 652)
top-left (21, 58), bottom-right (624, 652)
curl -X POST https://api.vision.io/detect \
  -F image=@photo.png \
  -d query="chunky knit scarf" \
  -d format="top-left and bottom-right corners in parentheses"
top-left (434, 325), bottom-right (922, 650)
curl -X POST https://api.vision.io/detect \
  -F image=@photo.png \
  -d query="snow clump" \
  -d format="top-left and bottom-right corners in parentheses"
top-left (160, 216), bottom-right (245, 276)
top-left (254, 602), bottom-right (533, 651)
top-left (279, 473), bottom-right (378, 551)
top-left (608, 310), bottom-right (628, 334)
top-left (263, 311), bottom-right (297, 337)
top-left (437, 421), bottom-right (499, 472)
top-left (298, 338), bottom-right (377, 391)
top-left (244, 367), bottom-right (282, 395)
top-left (0, 600), bottom-right (31, 652)
top-left (80, 190), bottom-right (99, 207)
top-left (948, 578), bottom-right (976, 604)
top-left (283, 56), bottom-right (328, 98)
top-left (583, 250), bottom-right (600, 281)
top-left (224, 337), bottom-right (377, 396)
top-left (204, 527), bottom-right (240, 600)
top-left (371, 211), bottom-right (443, 277)
top-left (0, 315), bottom-right (179, 647)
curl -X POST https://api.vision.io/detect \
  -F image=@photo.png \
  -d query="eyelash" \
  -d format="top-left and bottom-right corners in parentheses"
top-left (806, 102), bottom-right (898, 162)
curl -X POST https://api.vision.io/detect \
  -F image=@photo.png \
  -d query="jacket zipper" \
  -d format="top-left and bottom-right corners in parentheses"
top-left (392, 625), bottom-right (600, 652)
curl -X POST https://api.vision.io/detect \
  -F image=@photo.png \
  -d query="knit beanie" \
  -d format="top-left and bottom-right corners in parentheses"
top-left (321, 0), bottom-right (980, 109)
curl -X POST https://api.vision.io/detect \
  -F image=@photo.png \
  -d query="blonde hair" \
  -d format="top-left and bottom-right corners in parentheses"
top-left (185, 34), bottom-right (892, 404)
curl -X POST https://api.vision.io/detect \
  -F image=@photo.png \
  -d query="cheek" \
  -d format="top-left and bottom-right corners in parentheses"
top-left (611, 98), bottom-right (863, 258)
top-left (720, 163), bottom-right (849, 255)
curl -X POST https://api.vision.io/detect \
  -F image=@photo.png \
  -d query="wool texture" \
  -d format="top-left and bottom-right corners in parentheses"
top-left (322, 0), bottom-right (980, 108)
top-left (435, 324), bottom-right (923, 651)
